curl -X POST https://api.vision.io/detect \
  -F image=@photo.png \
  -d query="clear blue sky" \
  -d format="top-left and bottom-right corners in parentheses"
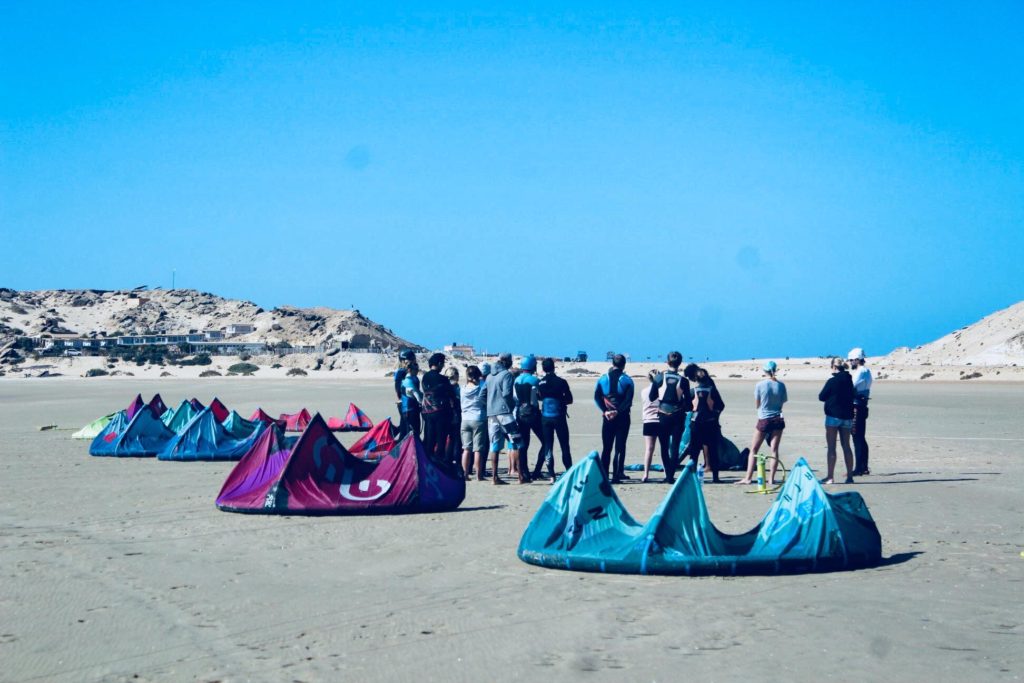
top-left (3, 3), bottom-right (1022, 360)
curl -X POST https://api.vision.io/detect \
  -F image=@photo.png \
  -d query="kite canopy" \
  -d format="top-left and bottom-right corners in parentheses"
top-left (208, 397), bottom-right (230, 423)
top-left (326, 403), bottom-right (374, 432)
top-left (162, 400), bottom-right (201, 433)
top-left (216, 414), bottom-right (465, 514)
top-left (125, 394), bottom-right (146, 420)
top-left (518, 453), bottom-right (882, 575)
top-left (222, 410), bottom-right (260, 439)
top-left (349, 418), bottom-right (396, 460)
top-left (249, 408), bottom-right (287, 431)
top-left (147, 393), bottom-right (168, 419)
top-left (72, 413), bottom-right (116, 440)
top-left (158, 407), bottom-right (266, 461)
top-left (90, 406), bottom-right (175, 457)
top-left (278, 408), bottom-right (312, 432)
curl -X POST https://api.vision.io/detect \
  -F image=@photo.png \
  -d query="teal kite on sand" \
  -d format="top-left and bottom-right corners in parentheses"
top-left (517, 452), bottom-right (882, 575)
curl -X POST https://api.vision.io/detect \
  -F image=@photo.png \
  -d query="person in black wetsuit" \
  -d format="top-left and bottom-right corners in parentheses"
top-left (514, 355), bottom-right (544, 481)
top-left (421, 353), bottom-right (458, 464)
top-left (684, 364), bottom-right (724, 483)
top-left (594, 354), bottom-right (635, 483)
top-left (537, 357), bottom-right (574, 480)
top-left (649, 351), bottom-right (691, 483)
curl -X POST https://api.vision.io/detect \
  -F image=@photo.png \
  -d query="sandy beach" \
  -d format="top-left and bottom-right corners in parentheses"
top-left (1, 377), bottom-right (1022, 682)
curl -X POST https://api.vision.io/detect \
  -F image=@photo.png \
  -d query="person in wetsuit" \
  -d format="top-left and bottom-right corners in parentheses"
top-left (514, 355), bottom-right (545, 481)
top-left (421, 353), bottom-right (458, 464)
top-left (399, 362), bottom-right (423, 439)
top-left (685, 364), bottom-right (724, 483)
top-left (394, 349), bottom-right (417, 437)
top-left (537, 357), bottom-right (574, 480)
top-left (594, 354), bottom-right (634, 483)
top-left (649, 351), bottom-right (691, 483)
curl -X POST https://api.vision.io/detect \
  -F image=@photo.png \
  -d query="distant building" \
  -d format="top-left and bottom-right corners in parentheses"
top-left (203, 330), bottom-right (225, 340)
top-left (444, 343), bottom-right (475, 358)
top-left (225, 324), bottom-right (256, 336)
top-left (188, 341), bottom-right (268, 355)
top-left (117, 334), bottom-right (204, 347)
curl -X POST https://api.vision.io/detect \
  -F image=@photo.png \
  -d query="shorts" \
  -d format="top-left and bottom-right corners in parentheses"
top-left (461, 419), bottom-right (487, 452)
top-left (825, 416), bottom-right (854, 430)
top-left (756, 416), bottom-right (786, 433)
top-left (642, 422), bottom-right (660, 437)
top-left (488, 414), bottom-right (522, 452)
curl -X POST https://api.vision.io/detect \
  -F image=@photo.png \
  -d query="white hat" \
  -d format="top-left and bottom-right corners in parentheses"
top-left (847, 347), bottom-right (865, 360)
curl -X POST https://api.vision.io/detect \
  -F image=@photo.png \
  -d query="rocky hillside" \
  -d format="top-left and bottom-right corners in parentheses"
top-left (0, 288), bottom-right (423, 351)
top-left (884, 301), bottom-right (1024, 366)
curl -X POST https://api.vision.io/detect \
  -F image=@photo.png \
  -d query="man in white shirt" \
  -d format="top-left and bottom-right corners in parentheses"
top-left (848, 347), bottom-right (872, 475)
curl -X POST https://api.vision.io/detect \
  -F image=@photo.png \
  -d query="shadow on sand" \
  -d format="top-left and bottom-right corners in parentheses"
top-left (876, 551), bottom-right (923, 568)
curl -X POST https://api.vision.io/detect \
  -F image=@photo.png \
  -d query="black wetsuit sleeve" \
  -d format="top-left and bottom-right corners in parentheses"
top-left (648, 380), bottom-right (660, 402)
top-left (563, 379), bottom-right (574, 406)
top-left (681, 378), bottom-right (692, 412)
top-left (594, 380), bottom-right (605, 411)
top-left (623, 380), bottom-right (634, 410)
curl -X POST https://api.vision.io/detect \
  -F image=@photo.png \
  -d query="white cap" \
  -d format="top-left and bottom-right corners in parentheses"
top-left (847, 347), bottom-right (865, 361)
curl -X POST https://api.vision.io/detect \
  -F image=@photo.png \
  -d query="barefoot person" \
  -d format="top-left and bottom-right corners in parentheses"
top-left (487, 353), bottom-right (526, 484)
top-left (848, 347), bottom-right (873, 475)
top-left (650, 351), bottom-right (690, 483)
top-left (421, 353), bottom-right (457, 464)
top-left (399, 362), bottom-right (423, 439)
top-left (460, 365), bottom-right (488, 481)
top-left (444, 366), bottom-right (462, 469)
top-left (738, 361), bottom-right (787, 485)
top-left (819, 357), bottom-right (856, 484)
top-left (594, 354), bottom-right (634, 482)
top-left (514, 355), bottom-right (545, 481)
top-left (640, 369), bottom-right (661, 482)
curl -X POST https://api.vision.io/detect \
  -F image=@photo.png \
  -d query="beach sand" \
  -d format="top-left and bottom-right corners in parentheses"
top-left (1, 378), bottom-right (1022, 682)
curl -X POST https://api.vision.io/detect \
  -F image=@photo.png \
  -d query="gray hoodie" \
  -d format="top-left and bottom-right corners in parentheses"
top-left (486, 364), bottom-right (515, 417)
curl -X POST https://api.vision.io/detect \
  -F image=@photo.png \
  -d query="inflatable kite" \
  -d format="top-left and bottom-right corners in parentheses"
top-left (518, 452), bottom-right (882, 575)
top-left (348, 418), bottom-right (396, 460)
top-left (158, 407), bottom-right (266, 461)
top-left (90, 405), bottom-right (175, 457)
top-left (326, 403), bottom-right (374, 432)
top-left (216, 414), bottom-right (465, 515)
top-left (278, 408), bottom-right (312, 432)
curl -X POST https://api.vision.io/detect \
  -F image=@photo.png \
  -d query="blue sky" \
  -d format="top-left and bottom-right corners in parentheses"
top-left (2, 3), bottom-right (1022, 360)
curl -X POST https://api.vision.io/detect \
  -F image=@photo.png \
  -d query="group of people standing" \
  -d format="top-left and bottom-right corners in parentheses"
top-left (393, 346), bottom-right (872, 487)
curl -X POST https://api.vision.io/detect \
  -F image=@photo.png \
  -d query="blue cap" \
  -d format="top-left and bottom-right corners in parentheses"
top-left (763, 360), bottom-right (777, 373)
top-left (519, 355), bottom-right (537, 372)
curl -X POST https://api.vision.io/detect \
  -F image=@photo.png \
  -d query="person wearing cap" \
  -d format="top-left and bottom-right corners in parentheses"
top-left (399, 362), bottom-right (423, 439)
top-left (594, 354), bottom-right (635, 483)
top-left (513, 355), bottom-right (546, 481)
top-left (847, 347), bottom-right (872, 475)
top-left (737, 361), bottom-right (788, 485)
top-left (487, 353), bottom-right (527, 484)
top-left (394, 349), bottom-right (417, 436)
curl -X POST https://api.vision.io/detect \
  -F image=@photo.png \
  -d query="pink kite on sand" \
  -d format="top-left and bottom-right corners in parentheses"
top-left (215, 415), bottom-right (464, 515)
top-left (249, 408), bottom-right (286, 431)
top-left (278, 408), bottom-right (312, 432)
top-left (326, 403), bottom-right (374, 432)
top-left (349, 418), bottom-right (396, 460)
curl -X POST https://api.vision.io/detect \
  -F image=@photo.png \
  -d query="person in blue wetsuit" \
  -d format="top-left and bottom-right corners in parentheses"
top-left (394, 349), bottom-right (416, 437)
top-left (594, 354), bottom-right (634, 483)
top-left (537, 357), bottom-right (574, 480)
top-left (514, 355), bottom-right (544, 482)
top-left (400, 362), bottom-right (423, 439)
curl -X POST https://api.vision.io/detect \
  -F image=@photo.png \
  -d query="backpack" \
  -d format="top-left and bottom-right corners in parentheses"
top-left (421, 374), bottom-right (450, 416)
top-left (515, 379), bottom-right (538, 422)
top-left (657, 371), bottom-right (686, 414)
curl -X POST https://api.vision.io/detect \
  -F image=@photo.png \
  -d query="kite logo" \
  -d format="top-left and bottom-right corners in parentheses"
top-left (340, 476), bottom-right (392, 501)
